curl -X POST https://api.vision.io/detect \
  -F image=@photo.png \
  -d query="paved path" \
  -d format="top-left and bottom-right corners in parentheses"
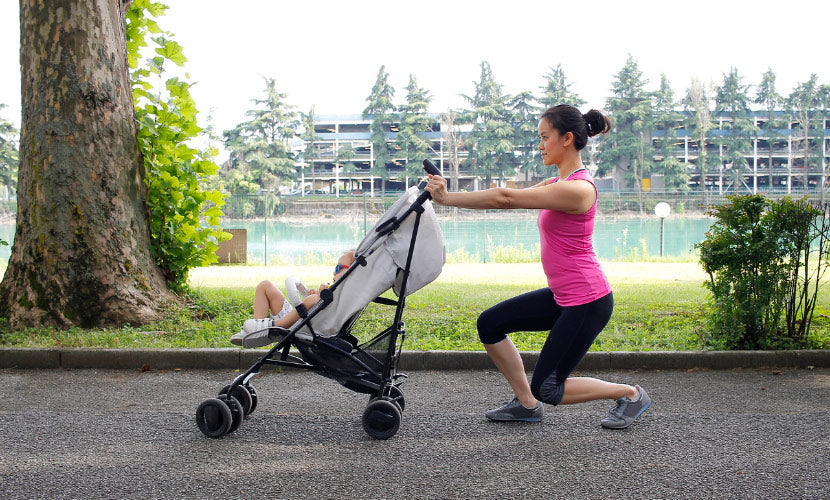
top-left (1, 367), bottom-right (828, 499)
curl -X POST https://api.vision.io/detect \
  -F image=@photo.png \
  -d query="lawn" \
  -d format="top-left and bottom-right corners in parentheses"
top-left (1, 262), bottom-right (828, 350)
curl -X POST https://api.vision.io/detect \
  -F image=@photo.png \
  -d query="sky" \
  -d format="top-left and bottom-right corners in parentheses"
top-left (1, 0), bottom-right (828, 142)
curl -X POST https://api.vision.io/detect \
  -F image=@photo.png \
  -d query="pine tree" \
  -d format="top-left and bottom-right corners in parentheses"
top-left (539, 64), bottom-right (585, 109)
top-left (684, 78), bottom-right (716, 201)
top-left (754, 69), bottom-right (783, 191)
top-left (461, 61), bottom-right (514, 187)
top-left (652, 75), bottom-right (688, 191)
top-left (507, 91), bottom-right (541, 186)
top-left (299, 107), bottom-right (322, 196)
top-left (0, 104), bottom-right (19, 200)
top-left (363, 65), bottom-right (395, 196)
top-left (397, 74), bottom-right (433, 187)
top-left (787, 74), bottom-right (819, 191)
top-left (601, 54), bottom-right (653, 210)
top-left (715, 68), bottom-right (757, 193)
top-left (223, 77), bottom-right (299, 192)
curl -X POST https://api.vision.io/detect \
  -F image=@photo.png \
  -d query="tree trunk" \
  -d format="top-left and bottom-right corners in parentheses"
top-left (0, 0), bottom-right (175, 329)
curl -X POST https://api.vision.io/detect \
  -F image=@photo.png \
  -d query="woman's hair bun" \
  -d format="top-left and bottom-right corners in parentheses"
top-left (583, 109), bottom-right (611, 137)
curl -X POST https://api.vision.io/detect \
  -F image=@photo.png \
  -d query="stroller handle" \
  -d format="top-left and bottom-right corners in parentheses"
top-left (422, 158), bottom-right (440, 176)
top-left (415, 159), bottom-right (441, 204)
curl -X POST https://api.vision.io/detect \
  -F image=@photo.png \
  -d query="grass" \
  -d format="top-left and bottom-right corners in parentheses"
top-left (1, 262), bottom-right (828, 351)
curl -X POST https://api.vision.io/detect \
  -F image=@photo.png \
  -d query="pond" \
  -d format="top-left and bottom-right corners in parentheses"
top-left (0, 216), bottom-right (712, 265)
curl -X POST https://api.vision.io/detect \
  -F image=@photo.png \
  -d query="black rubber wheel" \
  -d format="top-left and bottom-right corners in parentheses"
top-left (196, 398), bottom-right (232, 438)
top-left (245, 384), bottom-right (258, 415)
top-left (370, 385), bottom-right (405, 413)
top-left (220, 395), bottom-right (244, 434)
top-left (220, 384), bottom-right (253, 417)
top-left (362, 399), bottom-right (401, 440)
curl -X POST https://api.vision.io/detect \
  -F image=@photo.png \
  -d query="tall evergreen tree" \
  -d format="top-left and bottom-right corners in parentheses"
top-left (600, 54), bottom-right (653, 204)
top-left (397, 74), bottom-right (433, 186)
top-left (461, 61), bottom-right (514, 187)
top-left (684, 78), bottom-right (715, 200)
top-left (715, 67), bottom-right (757, 193)
top-left (507, 91), bottom-right (542, 186)
top-left (818, 84), bottom-right (830, 196)
top-left (299, 106), bottom-right (322, 196)
top-left (223, 77), bottom-right (299, 192)
top-left (363, 65), bottom-right (395, 196)
top-left (538, 64), bottom-right (585, 109)
top-left (787, 74), bottom-right (819, 190)
top-left (0, 104), bottom-right (19, 200)
top-left (652, 75), bottom-right (688, 191)
top-left (754, 68), bottom-right (783, 190)
top-left (440, 108), bottom-right (464, 192)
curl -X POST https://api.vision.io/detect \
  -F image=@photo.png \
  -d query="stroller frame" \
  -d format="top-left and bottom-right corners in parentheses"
top-left (196, 178), bottom-right (438, 440)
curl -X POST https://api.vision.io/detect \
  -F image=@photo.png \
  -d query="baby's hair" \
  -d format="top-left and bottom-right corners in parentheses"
top-left (539, 105), bottom-right (611, 151)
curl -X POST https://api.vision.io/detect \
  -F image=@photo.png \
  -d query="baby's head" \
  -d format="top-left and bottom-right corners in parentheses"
top-left (333, 249), bottom-right (356, 281)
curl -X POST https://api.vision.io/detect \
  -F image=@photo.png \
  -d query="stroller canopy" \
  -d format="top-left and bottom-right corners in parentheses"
top-left (299, 186), bottom-right (445, 337)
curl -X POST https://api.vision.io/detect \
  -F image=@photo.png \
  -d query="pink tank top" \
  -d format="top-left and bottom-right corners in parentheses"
top-left (538, 168), bottom-right (611, 306)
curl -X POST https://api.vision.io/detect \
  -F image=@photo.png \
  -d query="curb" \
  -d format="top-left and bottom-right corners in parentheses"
top-left (1, 347), bottom-right (828, 371)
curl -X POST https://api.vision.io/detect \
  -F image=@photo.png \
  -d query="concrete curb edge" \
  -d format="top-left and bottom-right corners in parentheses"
top-left (1, 348), bottom-right (827, 371)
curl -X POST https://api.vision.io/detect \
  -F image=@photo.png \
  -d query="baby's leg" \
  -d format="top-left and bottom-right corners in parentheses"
top-left (253, 280), bottom-right (287, 318)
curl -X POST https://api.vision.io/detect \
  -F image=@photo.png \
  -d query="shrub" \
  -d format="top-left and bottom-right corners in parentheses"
top-left (697, 195), bottom-right (829, 349)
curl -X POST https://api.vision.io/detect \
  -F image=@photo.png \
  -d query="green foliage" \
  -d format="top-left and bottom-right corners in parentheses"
top-left (299, 107), bottom-right (322, 191)
top-left (126, 0), bottom-right (231, 291)
top-left (461, 61), bottom-right (515, 186)
top-left (600, 54), bottom-right (654, 183)
top-left (0, 103), bottom-right (18, 200)
top-left (507, 91), bottom-right (542, 184)
top-left (222, 77), bottom-right (299, 193)
top-left (363, 65), bottom-right (396, 194)
top-left (697, 195), bottom-right (828, 349)
top-left (538, 64), bottom-right (585, 109)
top-left (653, 75), bottom-right (688, 191)
top-left (787, 74), bottom-right (822, 175)
top-left (715, 68), bottom-right (758, 190)
top-left (397, 74), bottom-right (433, 183)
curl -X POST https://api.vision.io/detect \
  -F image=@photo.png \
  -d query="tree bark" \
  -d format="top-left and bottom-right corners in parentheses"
top-left (0, 0), bottom-right (176, 328)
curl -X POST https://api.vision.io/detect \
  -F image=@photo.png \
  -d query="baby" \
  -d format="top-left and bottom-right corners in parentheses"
top-left (230, 250), bottom-right (356, 348)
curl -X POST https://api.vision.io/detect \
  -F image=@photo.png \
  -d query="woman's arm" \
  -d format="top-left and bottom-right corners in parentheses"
top-left (426, 174), bottom-right (596, 214)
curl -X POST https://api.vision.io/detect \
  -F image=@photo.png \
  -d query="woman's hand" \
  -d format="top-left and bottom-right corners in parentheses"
top-left (425, 174), bottom-right (449, 205)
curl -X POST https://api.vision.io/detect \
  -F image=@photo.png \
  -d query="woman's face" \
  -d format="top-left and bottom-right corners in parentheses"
top-left (538, 118), bottom-right (568, 167)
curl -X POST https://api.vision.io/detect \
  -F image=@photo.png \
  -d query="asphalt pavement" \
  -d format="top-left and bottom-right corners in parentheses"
top-left (1, 365), bottom-right (828, 499)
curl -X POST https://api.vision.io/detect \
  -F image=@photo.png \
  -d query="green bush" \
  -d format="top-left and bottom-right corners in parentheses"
top-left (697, 195), bottom-right (829, 349)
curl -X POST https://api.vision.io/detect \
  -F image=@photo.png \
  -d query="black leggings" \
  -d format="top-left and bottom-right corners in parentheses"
top-left (477, 288), bottom-right (614, 405)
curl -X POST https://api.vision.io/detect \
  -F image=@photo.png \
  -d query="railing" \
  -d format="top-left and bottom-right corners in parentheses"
top-left (217, 189), bottom-right (830, 219)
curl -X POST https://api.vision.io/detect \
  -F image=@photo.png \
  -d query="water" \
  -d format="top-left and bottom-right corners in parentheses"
top-left (0, 216), bottom-right (712, 265)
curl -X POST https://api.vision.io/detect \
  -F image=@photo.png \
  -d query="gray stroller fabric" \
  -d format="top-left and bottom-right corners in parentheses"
top-left (298, 186), bottom-right (445, 338)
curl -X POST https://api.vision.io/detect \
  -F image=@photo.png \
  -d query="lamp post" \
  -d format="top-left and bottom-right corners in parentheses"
top-left (654, 202), bottom-right (671, 257)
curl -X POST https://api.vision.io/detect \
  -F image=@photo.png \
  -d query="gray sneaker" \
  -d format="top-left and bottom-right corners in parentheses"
top-left (486, 397), bottom-right (543, 422)
top-left (601, 385), bottom-right (651, 429)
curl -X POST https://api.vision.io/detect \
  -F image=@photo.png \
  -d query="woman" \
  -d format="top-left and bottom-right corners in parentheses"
top-left (425, 105), bottom-right (651, 429)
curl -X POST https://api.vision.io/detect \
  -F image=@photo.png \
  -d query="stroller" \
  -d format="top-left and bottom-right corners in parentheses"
top-left (196, 161), bottom-right (445, 440)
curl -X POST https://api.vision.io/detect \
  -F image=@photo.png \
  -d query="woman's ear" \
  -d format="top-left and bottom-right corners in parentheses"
top-left (562, 131), bottom-right (575, 147)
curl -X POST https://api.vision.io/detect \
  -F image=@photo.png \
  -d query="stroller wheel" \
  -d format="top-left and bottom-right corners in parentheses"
top-left (196, 398), bottom-right (232, 438)
top-left (219, 395), bottom-right (244, 434)
top-left (245, 384), bottom-right (258, 415)
top-left (370, 385), bottom-right (405, 413)
top-left (219, 384), bottom-right (253, 417)
top-left (362, 399), bottom-right (401, 440)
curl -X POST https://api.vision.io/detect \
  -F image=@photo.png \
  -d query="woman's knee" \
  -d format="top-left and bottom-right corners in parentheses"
top-left (531, 372), bottom-right (565, 405)
top-left (477, 309), bottom-right (505, 344)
